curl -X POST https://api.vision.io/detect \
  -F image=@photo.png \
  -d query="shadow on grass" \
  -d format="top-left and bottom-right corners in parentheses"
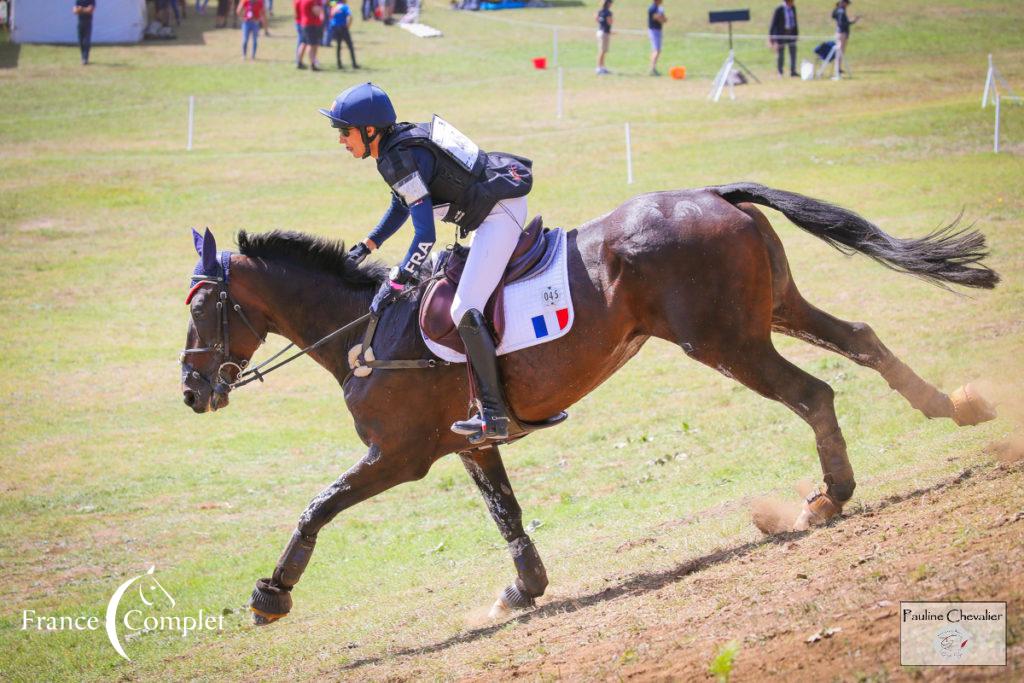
top-left (0, 39), bottom-right (20, 69)
top-left (335, 466), bottom-right (984, 672)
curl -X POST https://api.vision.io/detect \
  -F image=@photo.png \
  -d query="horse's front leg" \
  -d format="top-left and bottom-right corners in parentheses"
top-left (460, 446), bottom-right (548, 619)
top-left (250, 444), bottom-right (435, 624)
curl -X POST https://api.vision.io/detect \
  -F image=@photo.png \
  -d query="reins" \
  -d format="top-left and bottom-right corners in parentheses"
top-left (231, 312), bottom-right (374, 388)
top-left (215, 271), bottom-right (449, 392)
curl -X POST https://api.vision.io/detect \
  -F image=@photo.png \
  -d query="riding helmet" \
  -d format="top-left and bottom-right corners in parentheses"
top-left (319, 82), bottom-right (397, 129)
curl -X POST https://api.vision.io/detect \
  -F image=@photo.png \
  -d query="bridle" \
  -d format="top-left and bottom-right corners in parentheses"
top-left (180, 274), bottom-right (266, 399)
top-left (181, 258), bottom-right (449, 401)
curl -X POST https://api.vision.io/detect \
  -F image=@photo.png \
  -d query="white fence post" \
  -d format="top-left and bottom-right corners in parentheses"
top-left (187, 95), bottom-right (195, 152)
top-left (625, 122), bottom-right (634, 184)
top-left (553, 27), bottom-right (559, 68)
top-left (982, 54), bottom-right (994, 108)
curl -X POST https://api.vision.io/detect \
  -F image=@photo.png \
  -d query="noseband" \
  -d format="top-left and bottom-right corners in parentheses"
top-left (180, 274), bottom-right (266, 398)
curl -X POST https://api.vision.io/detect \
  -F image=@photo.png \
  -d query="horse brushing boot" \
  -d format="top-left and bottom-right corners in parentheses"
top-left (451, 309), bottom-right (511, 443)
top-left (249, 530), bottom-right (315, 625)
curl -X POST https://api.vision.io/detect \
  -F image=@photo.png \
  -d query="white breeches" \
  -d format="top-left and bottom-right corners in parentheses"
top-left (436, 196), bottom-right (527, 325)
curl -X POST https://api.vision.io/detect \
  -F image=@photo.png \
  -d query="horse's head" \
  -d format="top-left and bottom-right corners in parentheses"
top-left (180, 228), bottom-right (267, 414)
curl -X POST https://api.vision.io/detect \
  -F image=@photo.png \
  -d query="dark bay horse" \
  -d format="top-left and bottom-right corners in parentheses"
top-left (179, 183), bottom-right (998, 623)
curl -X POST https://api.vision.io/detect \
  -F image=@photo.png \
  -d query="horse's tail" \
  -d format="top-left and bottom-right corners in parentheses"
top-left (709, 182), bottom-right (1000, 290)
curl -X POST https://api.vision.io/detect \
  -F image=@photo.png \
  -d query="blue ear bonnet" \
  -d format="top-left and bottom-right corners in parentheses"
top-left (191, 227), bottom-right (232, 283)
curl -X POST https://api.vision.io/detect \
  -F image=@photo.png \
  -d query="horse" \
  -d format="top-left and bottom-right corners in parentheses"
top-left (179, 182), bottom-right (999, 624)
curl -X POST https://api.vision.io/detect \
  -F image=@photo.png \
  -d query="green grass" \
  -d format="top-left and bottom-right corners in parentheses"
top-left (1, 0), bottom-right (1023, 679)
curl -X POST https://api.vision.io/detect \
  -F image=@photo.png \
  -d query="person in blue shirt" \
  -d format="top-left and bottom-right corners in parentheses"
top-left (320, 83), bottom-right (536, 443)
top-left (328, 0), bottom-right (358, 69)
top-left (72, 0), bottom-right (96, 65)
top-left (647, 0), bottom-right (666, 76)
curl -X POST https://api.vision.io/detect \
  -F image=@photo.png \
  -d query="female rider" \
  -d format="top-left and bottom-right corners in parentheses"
top-left (319, 82), bottom-right (533, 443)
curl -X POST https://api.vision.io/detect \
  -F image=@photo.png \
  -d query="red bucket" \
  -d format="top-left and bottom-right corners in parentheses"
top-left (532, 57), bottom-right (547, 70)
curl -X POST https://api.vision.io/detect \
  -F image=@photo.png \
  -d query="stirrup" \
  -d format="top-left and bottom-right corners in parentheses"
top-left (451, 411), bottom-right (509, 442)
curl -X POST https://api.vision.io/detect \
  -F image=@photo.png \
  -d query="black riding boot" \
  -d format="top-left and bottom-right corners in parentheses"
top-left (451, 309), bottom-right (511, 442)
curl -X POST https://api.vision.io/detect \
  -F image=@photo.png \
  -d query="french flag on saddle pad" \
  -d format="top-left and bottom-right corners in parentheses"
top-left (531, 308), bottom-right (570, 339)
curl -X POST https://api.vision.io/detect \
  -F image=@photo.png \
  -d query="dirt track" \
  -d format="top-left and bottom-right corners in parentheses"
top-left (338, 449), bottom-right (1023, 681)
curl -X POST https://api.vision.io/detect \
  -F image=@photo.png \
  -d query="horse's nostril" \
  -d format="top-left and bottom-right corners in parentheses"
top-left (183, 390), bottom-right (197, 407)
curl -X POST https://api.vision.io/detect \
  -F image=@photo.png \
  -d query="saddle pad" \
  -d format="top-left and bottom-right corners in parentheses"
top-left (421, 229), bottom-right (573, 364)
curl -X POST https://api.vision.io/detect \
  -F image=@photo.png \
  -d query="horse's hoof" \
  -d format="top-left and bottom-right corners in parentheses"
top-left (793, 508), bottom-right (813, 531)
top-left (249, 578), bottom-right (292, 626)
top-left (794, 489), bottom-right (843, 531)
top-left (251, 607), bottom-right (287, 625)
top-left (488, 596), bottom-right (510, 620)
top-left (951, 383), bottom-right (997, 427)
top-left (488, 583), bottom-right (535, 619)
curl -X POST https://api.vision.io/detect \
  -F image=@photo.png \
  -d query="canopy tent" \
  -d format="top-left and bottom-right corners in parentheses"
top-left (12, 0), bottom-right (146, 44)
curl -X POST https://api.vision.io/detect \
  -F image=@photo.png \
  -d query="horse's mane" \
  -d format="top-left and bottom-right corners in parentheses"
top-left (236, 230), bottom-right (387, 288)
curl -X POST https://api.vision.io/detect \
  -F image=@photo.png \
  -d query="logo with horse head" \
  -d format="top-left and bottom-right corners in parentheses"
top-left (105, 565), bottom-right (175, 660)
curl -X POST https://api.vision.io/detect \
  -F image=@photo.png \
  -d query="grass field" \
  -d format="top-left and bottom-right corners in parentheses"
top-left (1, 0), bottom-right (1023, 680)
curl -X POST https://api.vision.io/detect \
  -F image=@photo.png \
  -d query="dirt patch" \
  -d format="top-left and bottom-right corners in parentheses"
top-left (334, 462), bottom-right (1024, 681)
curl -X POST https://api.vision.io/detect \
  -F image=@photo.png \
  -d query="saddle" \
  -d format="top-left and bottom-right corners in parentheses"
top-left (420, 215), bottom-right (563, 354)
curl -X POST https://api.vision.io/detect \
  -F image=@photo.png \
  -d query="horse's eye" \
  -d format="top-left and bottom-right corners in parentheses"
top-left (191, 301), bottom-right (205, 320)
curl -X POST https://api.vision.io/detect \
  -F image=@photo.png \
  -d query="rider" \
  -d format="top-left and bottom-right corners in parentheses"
top-left (319, 82), bottom-right (534, 442)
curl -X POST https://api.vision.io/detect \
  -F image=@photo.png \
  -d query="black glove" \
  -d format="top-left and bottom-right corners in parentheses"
top-left (345, 242), bottom-right (371, 267)
top-left (370, 266), bottom-right (419, 315)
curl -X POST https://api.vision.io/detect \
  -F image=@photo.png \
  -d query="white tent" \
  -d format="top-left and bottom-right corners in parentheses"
top-left (12, 0), bottom-right (146, 44)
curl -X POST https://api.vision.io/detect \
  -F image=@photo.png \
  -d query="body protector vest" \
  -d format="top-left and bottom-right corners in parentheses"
top-left (376, 116), bottom-right (533, 236)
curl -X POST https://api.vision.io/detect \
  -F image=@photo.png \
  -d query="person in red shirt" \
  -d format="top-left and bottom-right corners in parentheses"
top-left (296, 0), bottom-right (324, 70)
top-left (237, 0), bottom-right (266, 59)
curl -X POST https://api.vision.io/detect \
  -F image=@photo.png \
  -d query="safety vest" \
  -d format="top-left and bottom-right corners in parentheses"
top-left (376, 120), bottom-right (533, 235)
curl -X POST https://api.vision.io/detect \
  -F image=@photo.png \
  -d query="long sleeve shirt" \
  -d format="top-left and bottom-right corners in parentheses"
top-left (367, 146), bottom-right (437, 278)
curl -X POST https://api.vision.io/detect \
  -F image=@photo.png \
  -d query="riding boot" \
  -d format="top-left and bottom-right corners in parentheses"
top-left (451, 309), bottom-right (511, 442)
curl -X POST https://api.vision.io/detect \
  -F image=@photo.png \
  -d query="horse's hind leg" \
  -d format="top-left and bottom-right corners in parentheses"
top-left (692, 341), bottom-right (855, 529)
top-left (460, 446), bottom-right (547, 618)
top-left (774, 292), bottom-right (996, 427)
top-left (737, 202), bottom-right (996, 427)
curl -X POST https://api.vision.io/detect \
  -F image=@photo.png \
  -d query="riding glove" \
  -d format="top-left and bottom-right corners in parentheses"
top-left (370, 266), bottom-right (418, 315)
top-left (345, 242), bottom-right (371, 267)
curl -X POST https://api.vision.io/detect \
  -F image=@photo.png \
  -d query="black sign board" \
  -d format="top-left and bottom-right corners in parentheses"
top-left (709, 9), bottom-right (750, 24)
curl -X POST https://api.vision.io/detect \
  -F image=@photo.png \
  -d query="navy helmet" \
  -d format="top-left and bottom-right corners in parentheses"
top-left (319, 82), bottom-right (396, 129)
top-left (319, 83), bottom-right (396, 159)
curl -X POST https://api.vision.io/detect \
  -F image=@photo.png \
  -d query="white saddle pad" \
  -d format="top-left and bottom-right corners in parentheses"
top-left (421, 230), bottom-right (574, 364)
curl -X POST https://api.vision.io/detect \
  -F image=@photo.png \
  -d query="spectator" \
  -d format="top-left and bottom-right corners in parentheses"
top-left (832, 0), bottom-right (858, 76)
top-left (0, 0), bottom-right (8, 34)
top-left (195, 0), bottom-right (210, 15)
top-left (769, 0), bottom-right (799, 77)
top-left (361, 0), bottom-right (372, 21)
top-left (328, 0), bottom-right (359, 69)
top-left (297, 0), bottom-right (324, 70)
top-left (237, 0), bottom-right (266, 59)
top-left (294, 0), bottom-right (303, 61)
top-left (647, 0), bottom-right (666, 76)
top-left (595, 0), bottom-right (612, 76)
top-left (215, 0), bottom-right (229, 27)
top-left (170, 0), bottom-right (187, 25)
top-left (72, 0), bottom-right (95, 65)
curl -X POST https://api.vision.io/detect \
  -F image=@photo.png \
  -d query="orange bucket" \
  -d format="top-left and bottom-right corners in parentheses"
top-left (533, 57), bottom-right (547, 70)
top-left (670, 65), bottom-right (686, 80)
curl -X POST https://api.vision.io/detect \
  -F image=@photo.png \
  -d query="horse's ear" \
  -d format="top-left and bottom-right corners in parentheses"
top-left (201, 228), bottom-right (218, 275)
top-left (192, 228), bottom-right (204, 257)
